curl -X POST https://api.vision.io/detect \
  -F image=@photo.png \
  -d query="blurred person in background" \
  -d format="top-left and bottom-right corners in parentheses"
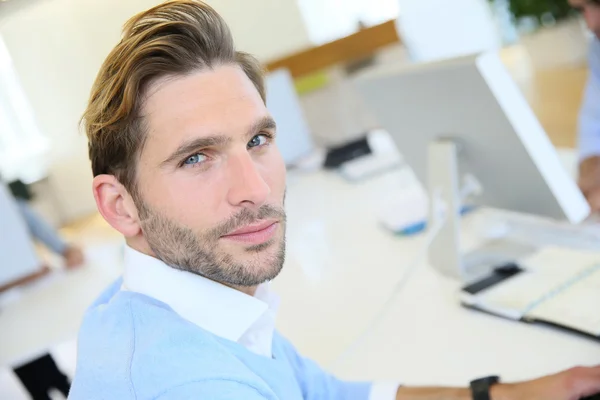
top-left (5, 178), bottom-right (84, 270)
top-left (1, 178), bottom-right (84, 399)
top-left (14, 195), bottom-right (84, 269)
top-left (68, 1), bottom-right (600, 399)
top-left (571, 0), bottom-right (600, 210)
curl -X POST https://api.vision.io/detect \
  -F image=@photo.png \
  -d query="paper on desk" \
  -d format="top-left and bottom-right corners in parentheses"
top-left (526, 275), bottom-right (600, 336)
top-left (520, 246), bottom-right (600, 274)
top-left (522, 249), bottom-right (600, 336)
top-left (471, 246), bottom-right (600, 330)
top-left (471, 270), bottom-right (555, 320)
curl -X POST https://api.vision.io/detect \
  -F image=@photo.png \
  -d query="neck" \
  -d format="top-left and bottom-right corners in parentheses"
top-left (126, 237), bottom-right (155, 258)
top-left (231, 284), bottom-right (258, 297)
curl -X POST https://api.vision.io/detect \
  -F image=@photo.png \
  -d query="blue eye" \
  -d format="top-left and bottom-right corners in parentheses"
top-left (183, 153), bottom-right (207, 165)
top-left (248, 134), bottom-right (269, 149)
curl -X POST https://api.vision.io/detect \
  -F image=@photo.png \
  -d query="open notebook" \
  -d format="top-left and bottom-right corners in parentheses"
top-left (461, 247), bottom-right (600, 338)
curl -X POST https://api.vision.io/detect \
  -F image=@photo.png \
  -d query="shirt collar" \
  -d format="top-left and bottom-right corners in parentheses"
top-left (122, 245), bottom-right (270, 343)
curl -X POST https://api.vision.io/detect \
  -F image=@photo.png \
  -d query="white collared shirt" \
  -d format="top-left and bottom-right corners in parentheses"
top-left (122, 245), bottom-right (399, 399)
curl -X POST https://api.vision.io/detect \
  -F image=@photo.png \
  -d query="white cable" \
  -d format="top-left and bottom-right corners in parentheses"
top-left (329, 193), bottom-right (448, 370)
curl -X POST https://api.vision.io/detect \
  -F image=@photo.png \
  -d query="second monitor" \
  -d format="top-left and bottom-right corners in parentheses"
top-left (355, 52), bottom-right (590, 279)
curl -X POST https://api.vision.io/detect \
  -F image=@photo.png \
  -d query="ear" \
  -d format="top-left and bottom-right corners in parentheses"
top-left (92, 175), bottom-right (141, 237)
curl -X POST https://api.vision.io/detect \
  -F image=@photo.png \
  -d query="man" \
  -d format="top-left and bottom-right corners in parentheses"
top-left (70, 1), bottom-right (600, 399)
top-left (573, 0), bottom-right (600, 210)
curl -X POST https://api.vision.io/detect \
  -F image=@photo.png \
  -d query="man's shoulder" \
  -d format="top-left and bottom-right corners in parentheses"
top-left (71, 290), bottom-right (270, 399)
top-left (76, 287), bottom-right (177, 344)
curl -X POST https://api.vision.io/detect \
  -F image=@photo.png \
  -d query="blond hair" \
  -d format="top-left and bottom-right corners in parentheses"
top-left (83, 0), bottom-right (265, 193)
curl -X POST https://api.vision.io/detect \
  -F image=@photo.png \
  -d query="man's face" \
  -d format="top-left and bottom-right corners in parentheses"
top-left (570, 0), bottom-right (600, 39)
top-left (133, 65), bottom-right (287, 287)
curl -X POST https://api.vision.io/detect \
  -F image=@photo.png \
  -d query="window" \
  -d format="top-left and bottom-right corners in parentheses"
top-left (297, 0), bottom-right (399, 45)
top-left (0, 35), bottom-right (49, 183)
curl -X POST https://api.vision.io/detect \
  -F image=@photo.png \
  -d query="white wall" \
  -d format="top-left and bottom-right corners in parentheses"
top-left (0, 0), bottom-right (310, 223)
top-left (211, 0), bottom-right (312, 60)
top-left (297, 0), bottom-right (399, 45)
top-left (396, 0), bottom-right (501, 62)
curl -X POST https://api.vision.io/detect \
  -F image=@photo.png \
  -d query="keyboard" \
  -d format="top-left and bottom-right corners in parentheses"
top-left (338, 152), bottom-right (402, 182)
top-left (501, 215), bottom-right (600, 251)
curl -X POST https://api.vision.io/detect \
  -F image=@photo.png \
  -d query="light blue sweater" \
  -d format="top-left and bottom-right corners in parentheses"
top-left (69, 279), bottom-right (372, 399)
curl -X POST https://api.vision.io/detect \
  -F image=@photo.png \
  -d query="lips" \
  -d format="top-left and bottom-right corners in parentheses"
top-left (221, 220), bottom-right (279, 245)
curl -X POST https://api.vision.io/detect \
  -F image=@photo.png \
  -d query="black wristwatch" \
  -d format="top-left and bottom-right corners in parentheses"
top-left (470, 376), bottom-right (500, 400)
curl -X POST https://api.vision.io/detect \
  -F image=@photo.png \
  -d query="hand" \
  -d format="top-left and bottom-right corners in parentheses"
top-left (492, 366), bottom-right (600, 400)
top-left (586, 189), bottom-right (600, 214)
top-left (579, 156), bottom-right (600, 212)
top-left (62, 245), bottom-right (85, 269)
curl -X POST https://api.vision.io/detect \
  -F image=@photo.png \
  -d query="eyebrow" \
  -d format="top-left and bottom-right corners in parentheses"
top-left (250, 115), bottom-right (277, 135)
top-left (161, 135), bottom-right (231, 167)
top-left (161, 115), bottom-right (277, 167)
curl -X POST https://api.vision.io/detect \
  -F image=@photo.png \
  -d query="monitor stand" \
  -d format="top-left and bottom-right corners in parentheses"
top-left (427, 138), bottom-right (536, 282)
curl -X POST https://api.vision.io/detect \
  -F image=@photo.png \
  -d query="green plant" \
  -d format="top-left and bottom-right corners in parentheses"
top-left (495, 0), bottom-right (575, 25)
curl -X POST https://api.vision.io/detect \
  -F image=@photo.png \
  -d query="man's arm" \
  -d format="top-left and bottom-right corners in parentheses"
top-left (395, 366), bottom-right (600, 399)
top-left (395, 387), bottom-right (470, 399)
top-left (274, 333), bottom-right (372, 399)
top-left (578, 38), bottom-right (600, 210)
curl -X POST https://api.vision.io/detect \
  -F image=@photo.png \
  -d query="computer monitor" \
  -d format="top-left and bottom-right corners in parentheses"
top-left (355, 52), bottom-right (590, 280)
top-left (266, 69), bottom-right (315, 166)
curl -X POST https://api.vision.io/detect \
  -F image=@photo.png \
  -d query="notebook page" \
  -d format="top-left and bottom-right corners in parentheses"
top-left (525, 264), bottom-right (600, 336)
top-left (471, 247), bottom-right (600, 321)
top-left (520, 247), bottom-right (600, 274)
top-left (475, 270), bottom-right (570, 319)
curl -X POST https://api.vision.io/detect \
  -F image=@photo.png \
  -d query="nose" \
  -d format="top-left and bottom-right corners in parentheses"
top-left (226, 151), bottom-right (271, 209)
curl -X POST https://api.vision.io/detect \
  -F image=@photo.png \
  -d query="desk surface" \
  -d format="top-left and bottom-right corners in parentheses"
top-left (2, 149), bottom-right (599, 388)
top-left (275, 148), bottom-right (600, 386)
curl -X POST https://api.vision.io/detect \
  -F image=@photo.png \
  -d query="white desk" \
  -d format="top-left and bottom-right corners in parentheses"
top-left (274, 148), bottom-right (600, 387)
top-left (1, 148), bottom-right (599, 391)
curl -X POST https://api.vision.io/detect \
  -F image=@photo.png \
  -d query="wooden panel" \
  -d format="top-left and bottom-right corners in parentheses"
top-left (501, 47), bottom-right (587, 149)
top-left (525, 67), bottom-right (587, 149)
top-left (265, 20), bottom-right (401, 78)
top-left (503, 52), bottom-right (588, 148)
